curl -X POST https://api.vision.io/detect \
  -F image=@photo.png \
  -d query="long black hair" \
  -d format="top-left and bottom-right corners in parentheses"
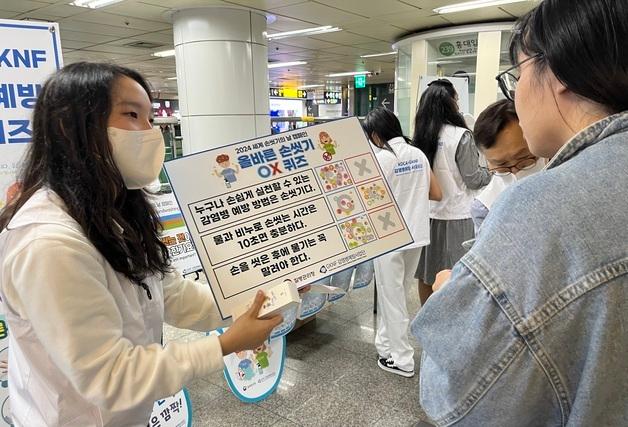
top-left (510, 0), bottom-right (628, 114)
top-left (363, 107), bottom-right (410, 153)
top-left (412, 79), bottom-right (468, 166)
top-left (0, 62), bottom-right (170, 286)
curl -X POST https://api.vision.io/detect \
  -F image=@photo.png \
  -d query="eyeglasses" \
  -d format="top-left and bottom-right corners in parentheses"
top-left (496, 53), bottom-right (543, 102)
top-left (488, 155), bottom-right (538, 176)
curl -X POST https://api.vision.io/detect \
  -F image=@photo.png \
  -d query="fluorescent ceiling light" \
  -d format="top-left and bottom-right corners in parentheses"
top-left (268, 61), bottom-right (307, 69)
top-left (166, 77), bottom-right (177, 80)
top-left (298, 84), bottom-right (324, 89)
top-left (266, 25), bottom-right (342, 40)
top-left (327, 71), bottom-right (372, 77)
top-left (69, 0), bottom-right (123, 8)
top-left (360, 51), bottom-right (397, 58)
top-left (428, 60), bottom-right (464, 65)
top-left (152, 49), bottom-right (175, 57)
top-left (434, 0), bottom-right (528, 14)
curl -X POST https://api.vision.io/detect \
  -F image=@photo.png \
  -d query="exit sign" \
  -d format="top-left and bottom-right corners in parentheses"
top-left (354, 74), bottom-right (366, 88)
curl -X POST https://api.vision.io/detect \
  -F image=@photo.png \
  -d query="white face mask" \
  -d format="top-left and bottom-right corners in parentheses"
top-left (514, 158), bottom-right (546, 180)
top-left (108, 127), bottom-right (165, 190)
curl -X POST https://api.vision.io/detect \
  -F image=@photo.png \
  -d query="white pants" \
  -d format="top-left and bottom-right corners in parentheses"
top-left (374, 247), bottom-right (422, 372)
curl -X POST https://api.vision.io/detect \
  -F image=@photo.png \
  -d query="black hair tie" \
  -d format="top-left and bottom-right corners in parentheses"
top-left (139, 282), bottom-right (152, 300)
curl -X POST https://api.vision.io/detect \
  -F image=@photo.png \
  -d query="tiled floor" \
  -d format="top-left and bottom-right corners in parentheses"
top-left (163, 280), bottom-right (431, 427)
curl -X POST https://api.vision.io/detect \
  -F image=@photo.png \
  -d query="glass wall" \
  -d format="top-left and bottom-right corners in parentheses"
top-left (393, 23), bottom-right (515, 134)
top-left (395, 46), bottom-right (412, 134)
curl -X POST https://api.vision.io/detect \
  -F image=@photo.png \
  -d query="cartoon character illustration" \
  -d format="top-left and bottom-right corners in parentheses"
top-left (235, 350), bottom-right (256, 381)
top-left (318, 131), bottom-right (337, 158)
top-left (334, 194), bottom-right (355, 215)
top-left (213, 154), bottom-right (240, 188)
top-left (253, 343), bottom-right (271, 373)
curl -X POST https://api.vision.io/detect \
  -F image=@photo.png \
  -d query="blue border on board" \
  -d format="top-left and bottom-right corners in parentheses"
top-left (215, 328), bottom-right (286, 404)
top-left (0, 21), bottom-right (62, 71)
top-left (182, 387), bottom-right (193, 427)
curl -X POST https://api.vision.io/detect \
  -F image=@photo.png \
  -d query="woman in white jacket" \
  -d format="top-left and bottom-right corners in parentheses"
top-left (412, 80), bottom-right (491, 304)
top-left (364, 108), bottom-right (441, 378)
top-left (0, 62), bottom-right (281, 426)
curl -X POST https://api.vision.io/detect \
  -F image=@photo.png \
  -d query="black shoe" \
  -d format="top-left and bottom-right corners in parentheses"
top-left (377, 357), bottom-right (414, 378)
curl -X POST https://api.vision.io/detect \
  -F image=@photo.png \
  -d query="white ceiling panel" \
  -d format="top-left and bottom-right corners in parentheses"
top-left (31, 4), bottom-right (89, 18)
top-left (105, 1), bottom-right (170, 23)
top-left (308, 30), bottom-right (379, 46)
top-left (70, 10), bottom-right (170, 31)
top-left (270, 37), bottom-right (341, 50)
top-left (0, 0), bottom-right (537, 94)
top-left (0, 10), bottom-right (20, 19)
top-left (342, 19), bottom-right (406, 42)
top-left (224, 0), bottom-right (308, 10)
top-left (59, 19), bottom-right (150, 37)
top-left (138, 0), bottom-right (229, 7)
top-left (268, 41), bottom-right (310, 54)
top-left (377, 11), bottom-right (450, 31)
top-left (0, 0), bottom-right (50, 13)
top-left (271, 2), bottom-right (366, 25)
top-left (58, 40), bottom-right (96, 50)
top-left (323, 45), bottom-right (379, 57)
top-left (499, 3), bottom-right (538, 17)
top-left (315, 0), bottom-right (420, 18)
top-left (440, 7), bottom-right (513, 24)
top-left (267, 14), bottom-right (317, 31)
top-left (109, 32), bottom-right (174, 47)
top-left (59, 29), bottom-right (120, 44)
top-left (354, 41), bottom-right (395, 52)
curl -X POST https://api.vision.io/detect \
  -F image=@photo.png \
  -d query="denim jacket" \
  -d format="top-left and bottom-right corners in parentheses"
top-left (411, 112), bottom-right (628, 426)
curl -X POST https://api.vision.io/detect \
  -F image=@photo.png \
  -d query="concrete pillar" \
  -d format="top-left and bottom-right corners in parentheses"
top-left (473, 31), bottom-right (501, 116)
top-left (173, 7), bottom-right (269, 154)
top-left (408, 39), bottom-right (428, 136)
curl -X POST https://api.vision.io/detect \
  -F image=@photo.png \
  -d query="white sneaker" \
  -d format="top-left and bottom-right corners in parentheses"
top-left (377, 357), bottom-right (414, 378)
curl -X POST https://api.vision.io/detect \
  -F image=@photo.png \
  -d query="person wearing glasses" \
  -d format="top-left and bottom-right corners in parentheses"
top-left (412, 79), bottom-right (491, 304)
top-left (470, 99), bottom-right (545, 235)
top-left (410, 0), bottom-right (627, 425)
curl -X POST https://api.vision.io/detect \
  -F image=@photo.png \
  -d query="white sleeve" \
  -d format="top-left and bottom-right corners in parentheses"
top-left (162, 270), bottom-right (227, 331)
top-left (5, 237), bottom-right (224, 412)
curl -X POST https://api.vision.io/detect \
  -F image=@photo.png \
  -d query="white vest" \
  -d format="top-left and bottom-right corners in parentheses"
top-left (429, 125), bottom-right (477, 220)
top-left (374, 137), bottom-right (431, 249)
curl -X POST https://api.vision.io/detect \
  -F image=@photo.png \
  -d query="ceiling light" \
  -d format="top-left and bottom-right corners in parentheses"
top-left (266, 25), bottom-right (342, 40)
top-left (434, 0), bottom-right (528, 14)
top-left (69, 0), bottom-right (123, 8)
top-left (152, 49), bottom-right (175, 57)
top-left (268, 61), bottom-right (307, 69)
top-left (428, 60), bottom-right (464, 65)
top-left (298, 84), bottom-right (324, 89)
top-left (166, 77), bottom-right (177, 80)
top-left (360, 51), bottom-right (397, 58)
top-left (327, 71), bottom-right (372, 77)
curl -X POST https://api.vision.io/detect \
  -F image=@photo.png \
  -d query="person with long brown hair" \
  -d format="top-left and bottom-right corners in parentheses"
top-left (0, 62), bottom-right (281, 426)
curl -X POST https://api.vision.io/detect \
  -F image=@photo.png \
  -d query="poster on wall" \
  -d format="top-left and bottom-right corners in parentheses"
top-left (0, 19), bottom-right (62, 427)
top-left (151, 190), bottom-right (203, 276)
top-left (418, 75), bottom-right (470, 115)
top-left (164, 118), bottom-right (414, 319)
top-left (0, 19), bottom-right (63, 211)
